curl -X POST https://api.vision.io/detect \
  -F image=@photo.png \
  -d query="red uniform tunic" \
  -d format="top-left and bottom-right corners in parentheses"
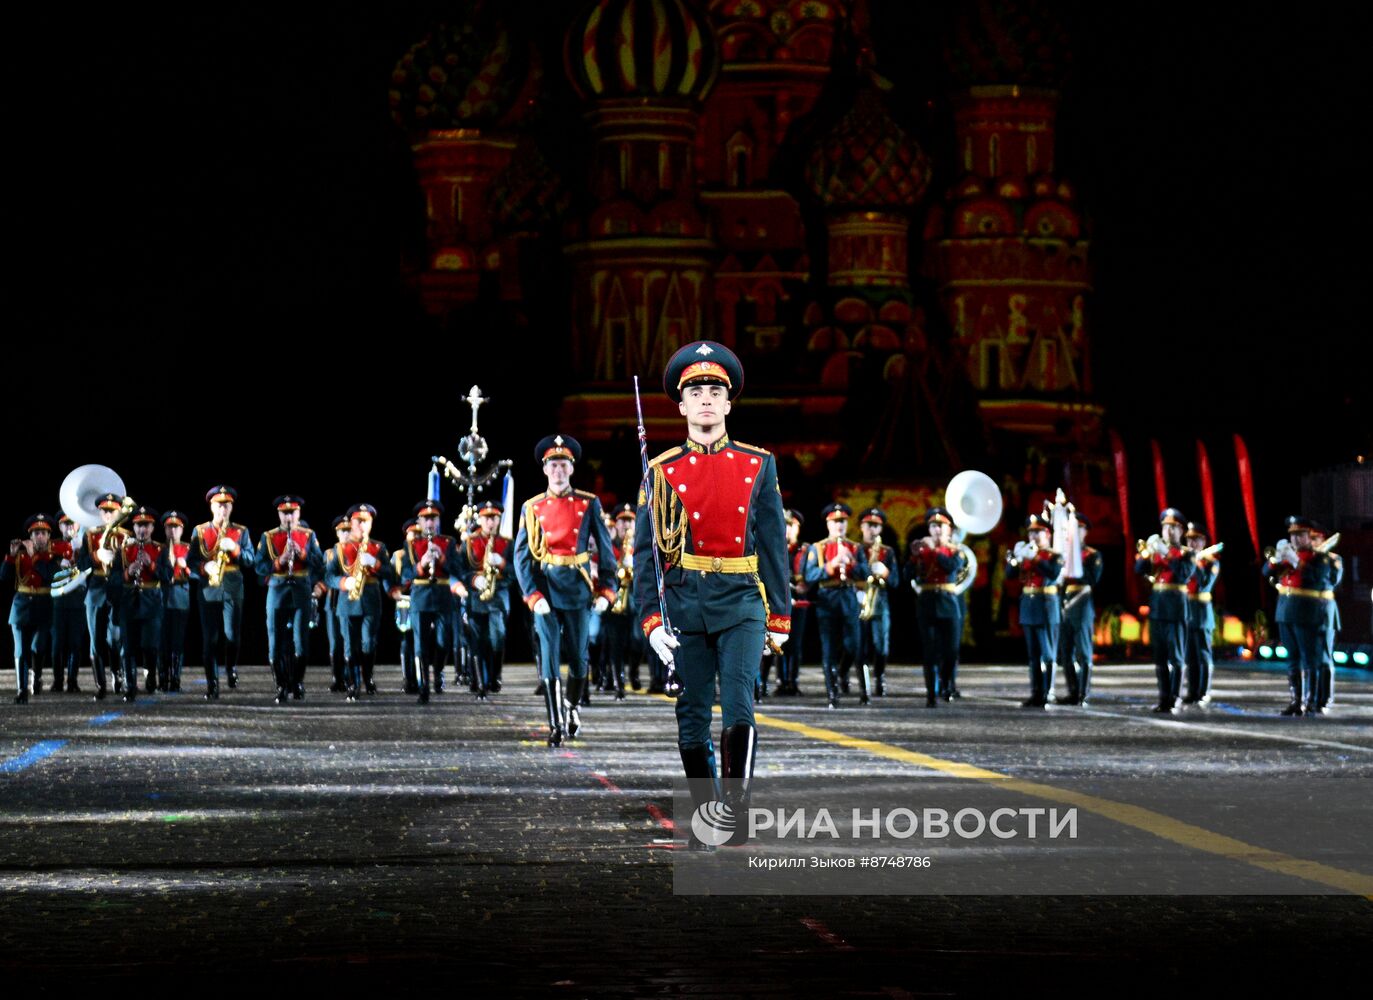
top-left (264, 528), bottom-right (313, 577)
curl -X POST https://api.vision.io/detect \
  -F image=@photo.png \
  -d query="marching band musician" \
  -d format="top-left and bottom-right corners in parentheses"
top-left (596, 503), bottom-right (638, 700)
top-left (1010, 513), bottom-right (1064, 709)
top-left (325, 504), bottom-right (401, 702)
top-left (77, 492), bottom-right (129, 699)
top-left (4, 515), bottom-right (55, 703)
top-left (1134, 507), bottom-right (1196, 714)
top-left (255, 496), bottom-right (325, 704)
top-left (1262, 515), bottom-right (1339, 716)
top-left (1182, 522), bottom-right (1220, 706)
top-left (634, 340), bottom-right (790, 849)
top-left (118, 506), bottom-right (164, 702)
top-left (805, 503), bottom-right (869, 709)
top-left (514, 434), bottom-right (618, 746)
top-left (324, 513), bottom-right (351, 693)
top-left (400, 499), bottom-right (465, 704)
top-left (1056, 515), bottom-right (1103, 706)
top-left (50, 513), bottom-right (86, 693)
top-left (775, 509), bottom-right (809, 697)
top-left (187, 486), bottom-right (254, 699)
top-left (394, 519), bottom-right (419, 694)
top-left (159, 511), bottom-right (192, 692)
top-left (459, 500), bottom-right (514, 696)
top-left (1311, 524), bottom-right (1342, 713)
top-left (857, 507), bottom-right (899, 701)
top-left (909, 507), bottom-right (967, 707)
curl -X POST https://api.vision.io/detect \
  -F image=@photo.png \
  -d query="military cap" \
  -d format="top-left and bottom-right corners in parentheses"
top-left (96, 493), bottom-right (123, 512)
top-left (402, 518), bottom-right (419, 535)
top-left (535, 434), bottom-right (581, 465)
top-left (822, 502), bottom-right (852, 521)
top-left (206, 485), bottom-right (237, 505)
top-left (860, 507), bottom-right (887, 527)
top-left (331, 512), bottom-right (351, 531)
top-left (477, 499), bottom-right (505, 518)
top-left (1159, 507), bottom-right (1186, 528)
top-left (1184, 521), bottom-right (1207, 540)
top-left (24, 514), bottom-right (53, 534)
top-left (273, 495), bottom-right (304, 512)
top-left (611, 502), bottom-right (636, 521)
top-left (1025, 513), bottom-right (1052, 532)
top-left (131, 506), bottom-right (158, 525)
top-left (1286, 514), bottom-right (1317, 534)
top-left (58, 512), bottom-right (75, 526)
top-left (664, 340), bottom-right (745, 401)
top-left (348, 503), bottom-right (377, 522)
top-left (785, 508), bottom-right (805, 527)
top-left (413, 500), bottom-right (443, 518)
top-left (161, 510), bottom-right (186, 528)
top-left (1075, 514), bottom-right (1092, 531)
top-left (925, 507), bottom-right (954, 527)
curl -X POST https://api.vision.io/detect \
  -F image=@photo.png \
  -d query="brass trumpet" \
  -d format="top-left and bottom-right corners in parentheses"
top-left (859, 542), bottom-right (885, 621)
top-left (346, 520), bottom-right (371, 601)
top-left (205, 516), bottom-right (232, 589)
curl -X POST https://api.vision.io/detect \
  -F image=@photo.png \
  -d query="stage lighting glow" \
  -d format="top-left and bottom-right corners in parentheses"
top-left (1258, 645), bottom-right (1273, 659)
top-left (1275, 645), bottom-right (1289, 659)
top-left (1333, 651), bottom-right (1349, 665)
top-left (1354, 651), bottom-right (1370, 666)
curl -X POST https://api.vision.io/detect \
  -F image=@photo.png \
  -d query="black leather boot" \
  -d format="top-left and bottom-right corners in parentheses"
top-left (417, 655), bottom-right (430, 705)
top-left (823, 662), bottom-right (840, 709)
top-left (489, 649), bottom-right (503, 693)
top-left (272, 656), bottom-right (288, 704)
top-left (225, 643), bottom-right (239, 690)
top-left (874, 655), bottom-right (887, 696)
top-left (363, 652), bottom-right (377, 694)
top-left (720, 725), bottom-right (758, 847)
top-left (858, 664), bottom-right (873, 706)
top-left (679, 743), bottom-right (720, 852)
top-left (544, 676), bottom-right (566, 747)
top-left (565, 676), bottom-right (584, 738)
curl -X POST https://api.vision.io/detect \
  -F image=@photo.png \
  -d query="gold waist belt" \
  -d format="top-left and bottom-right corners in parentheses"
top-left (542, 552), bottom-right (590, 568)
top-left (1188, 592), bottom-right (1212, 603)
top-left (17, 585), bottom-right (50, 596)
top-left (1065, 584), bottom-right (1091, 594)
top-left (1152, 582), bottom-right (1188, 592)
top-left (134, 581), bottom-right (161, 590)
top-left (1278, 585), bottom-right (1334, 600)
top-left (918, 582), bottom-right (960, 592)
top-left (272, 571), bottom-right (309, 579)
top-left (1022, 585), bottom-right (1059, 595)
top-left (680, 554), bottom-right (758, 574)
top-left (411, 577), bottom-right (451, 585)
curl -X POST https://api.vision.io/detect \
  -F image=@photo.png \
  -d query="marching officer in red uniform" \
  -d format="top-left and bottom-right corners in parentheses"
top-left (857, 507), bottom-right (899, 702)
top-left (159, 511), bottom-right (192, 692)
top-left (909, 507), bottom-right (968, 707)
top-left (804, 503), bottom-right (868, 709)
top-left (4, 514), bottom-right (55, 703)
top-left (1134, 508), bottom-right (1196, 714)
top-left (49, 513), bottom-right (86, 693)
top-left (1183, 522), bottom-right (1220, 706)
top-left (776, 510), bottom-right (810, 697)
top-left (635, 340), bottom-right (790, 848)
top-left (324, 513), bottom-right (351, 693)
top-left (393, 519), bottom-right (419, 694)
top-left (256, 495), bottom-right (325, 704)
top-left (1010, 513), bottom-right (1065, 709)
top-left (514, 434), bottom-right (618, 745)
top-left (1262, 515), bottom-right (1339, 716)
top-left (118, 506), bottom-right (164, 702)
top-left (400, 499), bottom-right (464, 703)
top-left (188, 486), bottom-right (254, 699)
top-left (325, 504), bottom-right (401, 702)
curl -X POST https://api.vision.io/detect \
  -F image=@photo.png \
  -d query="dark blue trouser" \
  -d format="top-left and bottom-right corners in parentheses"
top-left (52, 602), bottom-right (85, 685)
top-left (1024, 623), bottom-right (1058, 701)
top-left (1058, 613), bottom-right (1093, 698)
top-left (780, 604), bottom-right (808, 686)
top-left (920, 614), bottom-right (959, 699)
top-left (85, 588), bottom-right (119, 682)
top-left (674, 620), bottom-right (764, 748)
top-left (534, 606), bottom-right (589, 683)
top-left (1185, 625), bottom-right (1213, 700)
top-left (11, 623), bottom-right (43, 693)
top-left (1152, 619), bottom-right (1185, 705)
top-left (1278, 622), bottom-right (1324, 708)
top-left (815, 605), bottom-right (858, 696)
top-left (266, 588), bottom-right (309, 662)
top-left (199, 596), bottom-right (243, 679)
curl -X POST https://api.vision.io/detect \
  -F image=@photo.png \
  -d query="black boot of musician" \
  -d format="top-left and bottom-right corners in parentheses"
top-left (170, 653), bottom-right (182, 692)
top-left (417, 656), bottom-right (430, 705)
top-left (45, 653), bottom-right (62, 693)
top-left (720, 725), bottom-right (758, 847)
top-left (565, 675), bottom-right (585, 739)
top-left (273, 657), bottom-right (289, 705)
top-left (112, 654), bottom-right (123, 693)
top-left (65, 653), bottom-right (81, 693)
top-left (489, 649), bottom-right (503, 693)
top-left (544, 676), bottom-right (565, 747)
top-left (1055, 664), bottom-right (1080, 706)
top-left (346, 661), bottom-right (361, 702)
top-left (1280, 669), bottom-right (1303, 716)
top-left (291, 654), bottom-right (305, 700)
top-left (679, 742), bottom-right (721, 852)
top-left (838, 660), bottom-right (851, 695)
top-left (330, 649), bottom-right (346, 693)
top-left (92, 654), bottom-right (108, 701)
top-left (225, 643), bottom-right (239, 690)
top-left (363, 652), bottom-right (377, 695)
top-left (31, 654), bottom-right (44, 696)
top-left (922, 663), bottom-right (939, 708)
top-left (121, 652), bottom-right (137, 703)
top-left (204, 659), bottom-right (219, 701)
top-left (612, 659), bottom-right (626, 702)
top-left (822, 661), bottom-right (840, 709)
top-left (14, 657), bottom-right (29, 704)
top-left (1077, 662), bottom-right (1092, 706)
top-left (579, 676), bottom-right (592, 707)
top-left (874, 654), bottom-right (887, 697)
top-left (432, 652), bottom-right (445, 695)
top-left (858, 663), bottom-right (873, 706)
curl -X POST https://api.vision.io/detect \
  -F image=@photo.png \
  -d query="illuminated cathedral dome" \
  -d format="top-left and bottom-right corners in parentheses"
top-left (803, 87), bottom-right (931, 209)
top-left (564, 0), bottom-right (719, 102)
top-left (390, 17), bottom-right (540, 133)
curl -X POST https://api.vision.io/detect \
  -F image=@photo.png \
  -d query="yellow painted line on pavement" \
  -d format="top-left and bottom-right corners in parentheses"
top-left (751, 710), bottom-right (1373, 899)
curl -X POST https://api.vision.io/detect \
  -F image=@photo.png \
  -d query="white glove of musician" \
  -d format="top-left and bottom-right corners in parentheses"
top-left (871, 561), bottom-right (888, 578)
top-left (471, 574), bottom-right (488, 593)
top-left (622, 552), bottom-right (634, 568)
top-left (1012, 541), bottom-right (1033, 561)
top-left (487, 551), bottom-right (505, 568)
top-left (97, 548), bottom-right (115, 566)
top-left (593, 596), bottom-right (610, 614)
top-left (648, 625), bottom-right (679, 666)
top-left (360, 553), bottom-right (377, 568)
top-left (767, 631), bottom-right (789, 649)
top-left (532, 598), bottom-right (551, 616)
top-left (217, 536), bottom-right (237, 553)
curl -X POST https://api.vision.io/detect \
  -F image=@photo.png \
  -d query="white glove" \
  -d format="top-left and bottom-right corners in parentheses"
top-left (97, 548), bottom-right (115, 566)
top-left (648, 626), bottom-right (679, 666)
top-left (1012, 541), bottom-right (1032, 561)
top-left (177, 557), bottom-right (187, 569)
top-left (472, 574), bottom-right (488, 593)
top-left (593, 596), bottom-right (610, 614)
top-left (532, 598), bottom-right (551, 616)
top-left (217, 536), bottom-right (237, 553)
top-left (623, 552), bottom-right (634, 568)
top-left (360, 553), bottom-right (377, 568)
top-left (871, 561), bottom-right (888, 578)
top-left (60, 558), bottom-right (71, 569)
top-left (1277, 540), bottom-right (1299, 567)
top-left (767, 631), bottom-right (789, 649)
top-left (487, 551), bottom-right (505, 568)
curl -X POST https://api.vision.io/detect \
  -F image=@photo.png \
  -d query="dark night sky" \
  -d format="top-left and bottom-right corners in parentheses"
top-left (4, 1), bottom-right (1369, 558)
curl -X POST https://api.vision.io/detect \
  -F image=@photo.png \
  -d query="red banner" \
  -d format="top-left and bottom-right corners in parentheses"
top-left (1234, 433), bottom-right (1260, 558)
top-left (1150, 439), bottom-right (1168, 514)
top-left (1196, 439), bottom-right (1217, 541)
top-left (1109, 430), bottom-right (1135, 604)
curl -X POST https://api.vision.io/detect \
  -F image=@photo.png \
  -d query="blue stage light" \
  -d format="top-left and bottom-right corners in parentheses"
top-left (1275, 645), bottom-right (1289, 659)
top-left (1258, 645), bottom-right (1273, 659)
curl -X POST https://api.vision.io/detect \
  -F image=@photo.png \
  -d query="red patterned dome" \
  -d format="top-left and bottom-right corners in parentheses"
top-left (565, 0), bottom-right (719, 102)
top-left (390, 18), bottom-right (540, 133)
top-left (803, 87), bottom-right (931, 209)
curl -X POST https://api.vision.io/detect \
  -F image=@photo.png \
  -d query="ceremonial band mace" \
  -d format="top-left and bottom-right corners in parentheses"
top-left (635, 376), bottom-right (682, 698)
